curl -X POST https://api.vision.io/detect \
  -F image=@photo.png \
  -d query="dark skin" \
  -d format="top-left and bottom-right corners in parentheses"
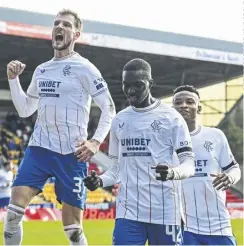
top-left (122, 70), bottom-right (155, 108)
top-left (173, 91), bottom-right (200, 132)
top-left (173, 91), bottom-right (232, 191)
top-left (83, 68), bottom-right (173, 191)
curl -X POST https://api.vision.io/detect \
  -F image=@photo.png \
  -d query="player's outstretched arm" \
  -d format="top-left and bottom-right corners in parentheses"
top-left (210, 129), bottom-right (241, 190)
top-left (99, 158), bottom-right (120, 187)
top-left (171, 114), bottom-right (195, 180)
top-left (7, 60), bottom-right (38, 117)
top-left (83, 161), bottom-right (119, 191)
top-left (99, 118), bottom-right (120, 187)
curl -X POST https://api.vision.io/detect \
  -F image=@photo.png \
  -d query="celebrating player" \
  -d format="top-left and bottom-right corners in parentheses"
top-left (172, 85), bottom-right (241, 245)
top-left (4, 9), bottom-right (115, 246)
top-left (83, 58), bottom-right (195, 245)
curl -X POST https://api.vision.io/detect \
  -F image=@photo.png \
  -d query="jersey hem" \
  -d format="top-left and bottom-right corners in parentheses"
top-left (116, 216), bottom-right (181, 225)
top-left (184, 227), bottom-right (233, 236)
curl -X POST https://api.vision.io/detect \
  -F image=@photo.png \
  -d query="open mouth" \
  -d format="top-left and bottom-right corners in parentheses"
top-left (55, 33), bottom-right (64, 42)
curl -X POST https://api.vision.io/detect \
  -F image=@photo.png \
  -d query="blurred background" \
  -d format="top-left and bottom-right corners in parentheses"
top-left (0, 1), bottom-right (243, 244)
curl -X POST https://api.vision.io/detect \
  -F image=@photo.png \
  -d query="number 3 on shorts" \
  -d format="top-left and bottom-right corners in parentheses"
top-left (73, 177), bottom-right (82, 193)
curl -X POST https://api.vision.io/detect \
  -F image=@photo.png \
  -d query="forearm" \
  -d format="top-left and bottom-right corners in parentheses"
top-left (225, 165), bottom-right (241, 185)
top-left (9, 77), bottom-right (38, 117)
top-left (92, 91), bottom-right (116, 143)
top-left (99, 158), bottom-right (119, 187)
top-left (173, 152), bottom-right (195, 180)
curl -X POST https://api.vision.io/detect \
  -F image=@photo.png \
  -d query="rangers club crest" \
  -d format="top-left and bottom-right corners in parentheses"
top-left (151, 120), bottom-right (163, 132)
top-left (63, 65), bottom-right (71, 76)
top-left (203, 141), bottom-right (213, 152)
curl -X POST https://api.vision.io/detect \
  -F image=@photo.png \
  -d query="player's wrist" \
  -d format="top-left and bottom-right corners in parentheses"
top-left (168, 168), bottom-right (175, 180)
top-left (226, 173), bottom-right (234, 185)
top-left (98, 177), bottom-right (103, 187)
top-left (8, 76), bottom-right (18, 82)
top-left (90, 139), bottom-right (101, 146)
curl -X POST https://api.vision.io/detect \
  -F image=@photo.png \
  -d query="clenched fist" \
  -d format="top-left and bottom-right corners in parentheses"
top-left (7, 60), bottom-right (26, 80)
top-left (83, 170), bottom-right (103, 191)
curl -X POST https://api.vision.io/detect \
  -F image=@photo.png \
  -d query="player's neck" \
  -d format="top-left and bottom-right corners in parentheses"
top-left (54, 48), bottom-right (75, 59)
top-left (134, 95), bottom-right (156, 108)
top-left (187, 120), bottom-right (198, 132)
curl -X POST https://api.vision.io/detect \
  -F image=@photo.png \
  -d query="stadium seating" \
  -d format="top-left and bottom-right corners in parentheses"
top-left (226, 189), bottom-right (244, 204)
top-left (30, 182), bottom-right (115, 208)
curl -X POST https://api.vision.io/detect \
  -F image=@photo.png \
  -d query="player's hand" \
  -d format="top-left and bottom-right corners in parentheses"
top-left (151, 164), bottom-right (174, 181)
top-left (7, 60), bottom-right (26, 80)
top-left (83, 170), bottom-right (103, 191)
top-left (75, 139), bottom-right (100, 162)
top-left (112, 183), bottom-right (120, 197)
top-left (211, 173), bottom-right (232, 191)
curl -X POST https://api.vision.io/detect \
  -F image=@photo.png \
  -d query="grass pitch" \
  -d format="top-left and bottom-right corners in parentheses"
top-left (0, 219), bottom-right (243, 245)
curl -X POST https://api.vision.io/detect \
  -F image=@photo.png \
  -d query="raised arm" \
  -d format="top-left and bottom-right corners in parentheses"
top-left (7, 60), bottom-right (38, 118)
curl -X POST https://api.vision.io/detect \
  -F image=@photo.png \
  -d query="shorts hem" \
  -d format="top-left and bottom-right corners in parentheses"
top-left (56, 196), bottom-right (85, 210)
top-left (12, 184), bottom-right (42, 194)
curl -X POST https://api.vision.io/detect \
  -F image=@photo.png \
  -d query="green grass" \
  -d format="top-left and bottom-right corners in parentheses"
top-left (0, 219), bottom-right (243, 245)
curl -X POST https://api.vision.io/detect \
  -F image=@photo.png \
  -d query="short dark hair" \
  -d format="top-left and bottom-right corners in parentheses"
top-left (57, 9), bottom-right (83, 31)
top-left (173, 85), bottom-right (200, 99)
top-left (123, 58), bottom-right (151, 74)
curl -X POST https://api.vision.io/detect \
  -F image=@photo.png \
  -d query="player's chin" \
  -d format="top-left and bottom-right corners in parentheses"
top-left (52, 42), bottom-right (65, 51)
top-left (128, 98), bottom-right (141, 107)
top-left (181, 115), bottom-right (188, 120)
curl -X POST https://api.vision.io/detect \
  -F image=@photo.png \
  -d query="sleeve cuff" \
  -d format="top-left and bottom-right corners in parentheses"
top-left (8, 78), bottom-right (19, 84)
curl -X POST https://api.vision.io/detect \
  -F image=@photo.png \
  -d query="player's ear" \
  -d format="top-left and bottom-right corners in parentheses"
top-left (197, 105), bottom-right (202, 114)
top-left (74, 31), bottom-right (81, 40)
top-left (149, 79), bottom-right (154, 88)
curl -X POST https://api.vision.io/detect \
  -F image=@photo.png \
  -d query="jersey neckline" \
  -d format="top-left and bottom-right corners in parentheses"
top-left (52, 52), bottom-right (78, 61)
top-left (190, 125), bottom-right (201, 136)
top-left (131, 100), bottom-right (161, 113)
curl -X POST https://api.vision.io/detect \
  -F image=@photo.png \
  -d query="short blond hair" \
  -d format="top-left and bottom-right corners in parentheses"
top-left (57, 9), bottom-right (83, 31)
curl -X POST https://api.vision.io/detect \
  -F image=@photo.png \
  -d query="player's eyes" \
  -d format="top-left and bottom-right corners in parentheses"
top-left (63, 23), bottom-right (71, 27)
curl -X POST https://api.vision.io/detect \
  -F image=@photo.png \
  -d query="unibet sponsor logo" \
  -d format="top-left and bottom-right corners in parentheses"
top-left (39, 81), bottom-right (61, 88)
top-left (121, 138), bottom-right (151, 146)
top-left (38, 80), bottom-right (61, 97)
top-left (121, 138), bottom-right (151, 157)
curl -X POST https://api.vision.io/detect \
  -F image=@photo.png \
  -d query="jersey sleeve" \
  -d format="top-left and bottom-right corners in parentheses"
top-left (27, 67), bottom-right (39, 99)
top-left (80, 62), bottom-right (108, 98)
top-left (99, 117), bottom-right (120, 187)
top-left (108, 118), bottom-right (119, 160)
top-left (171, 114), bottom-right (192, 154)
top-left (218, 130), bottom-right (238, 171)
